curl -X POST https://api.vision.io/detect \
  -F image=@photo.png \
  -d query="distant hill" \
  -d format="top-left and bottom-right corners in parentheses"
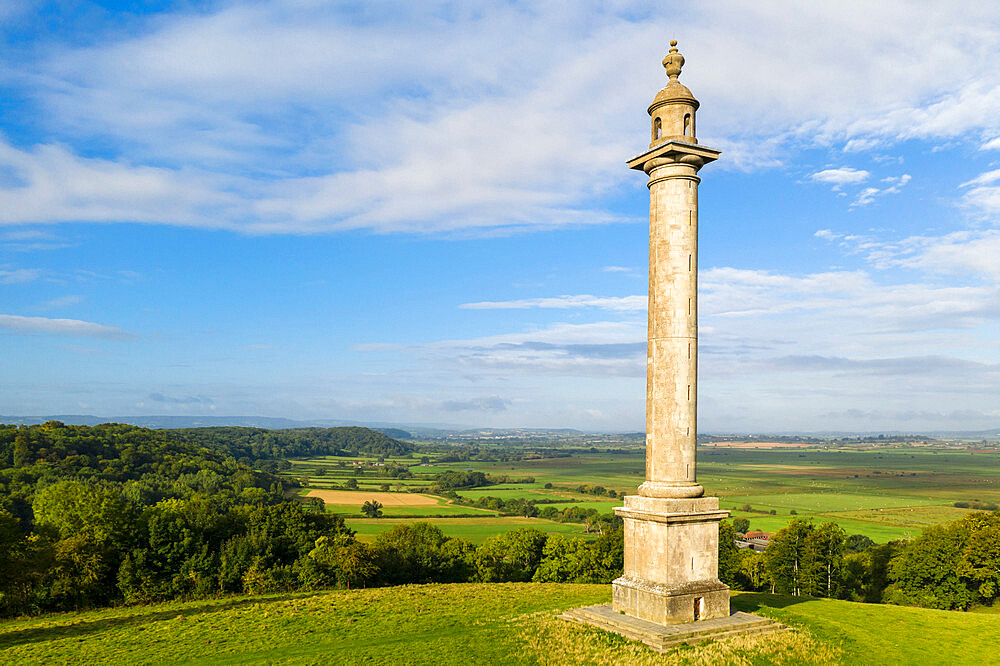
top-left (0, 414), bottom-right (433, 437)
top-left (164, 425), bottom-right (414, 459)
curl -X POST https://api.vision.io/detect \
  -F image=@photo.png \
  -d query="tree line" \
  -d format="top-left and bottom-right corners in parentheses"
top-left (164, 426), bottom-right (413, 461)
top-left (0, 422), bottom-right (621, 616)
top-left (721, 513), bottom-right (1000, 611)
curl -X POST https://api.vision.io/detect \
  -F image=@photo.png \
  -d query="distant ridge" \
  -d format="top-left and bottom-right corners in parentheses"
top-left (0, 414), bottom-right (445, 437)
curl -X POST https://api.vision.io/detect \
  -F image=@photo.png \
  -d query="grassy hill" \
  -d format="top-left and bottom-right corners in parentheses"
top-left (2, 584), bottom-right (997, 665)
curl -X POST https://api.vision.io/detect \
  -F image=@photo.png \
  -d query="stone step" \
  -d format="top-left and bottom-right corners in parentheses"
top-left (559, 605), bottom-right (788, 654)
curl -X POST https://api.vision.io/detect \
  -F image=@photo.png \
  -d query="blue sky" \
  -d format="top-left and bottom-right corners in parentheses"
top-left (2, 1), bottom-right (1000, 432)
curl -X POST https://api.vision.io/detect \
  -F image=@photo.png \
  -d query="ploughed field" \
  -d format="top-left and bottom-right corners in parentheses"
top-left (285, 445), bottom-right (1000, 543)
top-left (2, 583), bottom-right (997, 665)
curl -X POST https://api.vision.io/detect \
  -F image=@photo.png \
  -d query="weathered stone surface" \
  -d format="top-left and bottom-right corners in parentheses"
top-left (566, 43), bottom-right (764, 647)
top-left (614, 495), bottom-right (729, 624)
top-left (559, 605), bottom-right (787, 653)
top-left (615, 39), bottom-right (733, 629)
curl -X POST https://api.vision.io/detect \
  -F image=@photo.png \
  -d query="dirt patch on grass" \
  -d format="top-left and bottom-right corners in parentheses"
top-left (306, 489), bottom-right (440, 506)
top-left (703, 441), bottom-right (815, 449)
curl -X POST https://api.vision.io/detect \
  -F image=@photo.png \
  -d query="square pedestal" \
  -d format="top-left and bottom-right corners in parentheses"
top-left (612, 495), bottom-right (730, 625)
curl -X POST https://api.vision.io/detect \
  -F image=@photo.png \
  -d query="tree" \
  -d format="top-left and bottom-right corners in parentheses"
top-left (804, 522), bottom-right (846, 598)
top-left (846, 534), bottom-right (875, 553)
top-left (957, 512), bottom-right (1000, 602)
top-left (737, 550), bottom-right (767, 591)
top-left (32, 480), bottom-right (139, 607)
top-left (475, 528), bottom-right (548, 582)
top-left (373, 522), bottom-right (472, 584)
top-left (763, 519), bottom-right (814, 595)
top-left (533, 535), bottom-right (592, 582)
top-left (303, 535), bottom-right (378, 589)
top-left (732, 517), bottom-right (750, 534)
top-left (885, 523), bottom-right (973, 610)
top-left (361, 500), bottom-right (383, 518)
top-left (718, 521), bottom-right (742, 587)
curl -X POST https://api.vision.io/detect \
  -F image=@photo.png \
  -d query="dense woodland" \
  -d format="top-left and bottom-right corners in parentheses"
top-left (0, 422), bottom-right (620, 616)
top-left (164, 425), bottom-right (413, 461)
top-left (1, 422), bottom-right (998, 617)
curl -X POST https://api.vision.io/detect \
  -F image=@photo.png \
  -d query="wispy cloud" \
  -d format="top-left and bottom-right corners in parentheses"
top-left (851, 173), bottom-right (911, 207)
top-left (0, 266), bottom-right (41, 284)
top-left (356, 320), bottom-right (646, 378)
top-left (0, 314), bottom-right (134, 339)
top-left (1, 2), bottom-right (998, 234)
top-left (148, 392), bottom-right (214, 406)
top-left (31, 294), bottom-right (84, 311)
top-left (460, 294), bottom-right (645, 311)
top-left (810, 167), bottom-right (870, 189)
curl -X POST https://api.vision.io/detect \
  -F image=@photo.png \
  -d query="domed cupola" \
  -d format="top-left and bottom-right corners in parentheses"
top-left (648, 40), bottom-right (699, 147)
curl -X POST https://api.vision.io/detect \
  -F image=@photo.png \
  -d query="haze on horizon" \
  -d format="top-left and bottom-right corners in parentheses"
top-left (2, 2), bottom-right (1000, 433)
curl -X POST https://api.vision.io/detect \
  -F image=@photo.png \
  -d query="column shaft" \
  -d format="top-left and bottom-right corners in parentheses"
top-left (639, 160), bottom-right (703, 499)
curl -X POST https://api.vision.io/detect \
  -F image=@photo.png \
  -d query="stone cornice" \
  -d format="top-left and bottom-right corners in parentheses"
top-left (627, 141), bottom-right (721, 172)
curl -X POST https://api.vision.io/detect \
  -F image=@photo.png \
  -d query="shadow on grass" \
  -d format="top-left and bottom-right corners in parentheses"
top-left (0, 592), bottom-right (319, 650)
top-left (732, 591), bottom-right (813, 613)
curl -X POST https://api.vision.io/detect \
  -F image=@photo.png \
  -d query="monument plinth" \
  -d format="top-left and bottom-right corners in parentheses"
top-left (563, 42), bottom-right (785, 650)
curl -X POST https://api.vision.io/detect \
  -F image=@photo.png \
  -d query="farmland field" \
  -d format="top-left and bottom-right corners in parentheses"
top-left (306, 489), bottom-right (440, 506)
top-left (281, 442), bottom-right (1000, 544)
top-left (346, 516), bottom-right (592, 543)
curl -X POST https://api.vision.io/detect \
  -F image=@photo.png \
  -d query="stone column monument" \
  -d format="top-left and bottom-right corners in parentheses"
top-left (561, 45), bottom-right (785, 648)
top-left (610, 40), bottom-right (730, 626)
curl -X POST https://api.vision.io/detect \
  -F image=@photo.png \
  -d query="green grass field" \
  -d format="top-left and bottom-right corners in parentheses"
top-left (287, 446), bottom-right (1000, 544)
top-left (2, 584), bottom-right (998, 664)
top-left (346, 517), bottom-right (592, 543)
top-left (325, 503), bottom-right (495, 517)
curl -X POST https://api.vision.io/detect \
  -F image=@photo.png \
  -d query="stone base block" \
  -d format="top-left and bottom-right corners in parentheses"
top-left (559, 605), bottom-right (787, 653)
top-left (613, 575), bottom-right (729, 625)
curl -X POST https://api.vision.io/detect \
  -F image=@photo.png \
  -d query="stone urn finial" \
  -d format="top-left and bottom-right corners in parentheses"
top-left (662, 39), bottom-right (684, 80)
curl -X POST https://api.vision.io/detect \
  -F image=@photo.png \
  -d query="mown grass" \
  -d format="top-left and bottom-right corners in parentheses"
top-left (325, 503), bottom-right (495, 517)
top-left (346, 517), bottom-right (592, 543)
top-left (3, 584), bottom-right (997, 665)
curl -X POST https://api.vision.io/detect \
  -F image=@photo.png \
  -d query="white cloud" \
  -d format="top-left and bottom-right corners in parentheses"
top-left (850, 173), bottom-right (911, 207)
top-left (460, 294), bottom-right (645, 311)
top-left (960, 169), bottom-right (1000, 188)
top-left (810, 167), bottom-right (870, 189)
top-left (32, 295), bottom-right (84, 311)
top-left (981, 137), bottom-right (1000, 151)
top-left (356, 320), bottom-right (646, 378)
top-left (0, 139), bottom-right (237, 227)
top-left (0, 266), bottom-right (41, 284)
top-left (0, 2), bottom-right (998, 234)
top-left (852, 186), bottom-right (881, 207)
top-left (0, 314), bottom-right (133, 339)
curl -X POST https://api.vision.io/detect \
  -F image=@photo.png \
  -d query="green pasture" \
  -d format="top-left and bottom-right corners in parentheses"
top-left (325, 503), bottom-right (495, 517)
top-left (543, 499), bottom-right (622, 513)
top-left (286, 446), bottom-right (1000, 544)
top-left (719, 492), bottom-right (941, 514)
top-left (827, 505), bottom-right (975, 529)
top-left (455, 487), bottom-right (574, 500)
top-left (730, 514), bottom-right (918, 543)
top-left (346, 517), bottom-right (592, 544)
top-left (3, 583), bottom-right (998, 664)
